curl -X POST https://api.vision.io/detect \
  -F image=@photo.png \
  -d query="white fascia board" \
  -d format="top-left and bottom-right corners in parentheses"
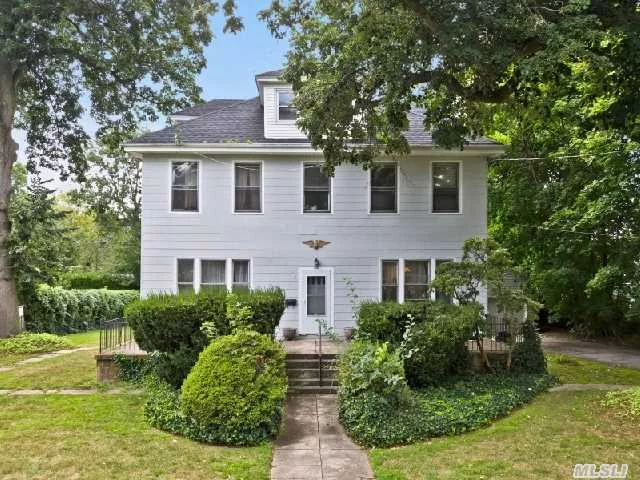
top-left (123, 142), bottom-right (504, 157)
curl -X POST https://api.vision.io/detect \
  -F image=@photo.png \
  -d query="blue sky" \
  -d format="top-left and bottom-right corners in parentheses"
top-left (15, 0), bottom-right (288, 189)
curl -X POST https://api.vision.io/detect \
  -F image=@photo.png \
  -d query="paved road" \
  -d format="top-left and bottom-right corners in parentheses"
top-left (542, 331), bottom-right (640, 370)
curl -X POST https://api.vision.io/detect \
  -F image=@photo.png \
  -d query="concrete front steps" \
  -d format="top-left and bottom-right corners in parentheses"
top-left (286, 353), bottom-right (339, 394)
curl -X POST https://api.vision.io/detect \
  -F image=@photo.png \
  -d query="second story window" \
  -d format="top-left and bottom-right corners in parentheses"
top-left (432, 162), bottom-right (460, 213)
top-left (277, 90), bottom-right (297, 121)
top-left (370, 163), bottom-right (397, 213)
top-left (235, 163), bottom-right (262, 213)
top-left (303, 163), bottom-right (331, 213)
top-left (171, 162), bottom-right (198, 212)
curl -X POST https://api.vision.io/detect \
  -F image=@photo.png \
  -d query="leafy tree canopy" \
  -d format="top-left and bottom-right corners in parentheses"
top-left (261, 0), bottom-right (640, 170)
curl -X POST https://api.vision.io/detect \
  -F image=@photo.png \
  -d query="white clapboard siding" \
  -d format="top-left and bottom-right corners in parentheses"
top-left (141, 153), bottom-right (488, 329)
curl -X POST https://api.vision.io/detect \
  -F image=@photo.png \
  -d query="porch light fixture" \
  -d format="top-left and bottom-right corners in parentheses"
top-left (314, 257), bottom-right (320, 269)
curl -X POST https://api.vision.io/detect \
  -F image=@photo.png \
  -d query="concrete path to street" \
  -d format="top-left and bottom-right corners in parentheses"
top-left (271, 394), bottom-right (373, 480)
top-left (542, 331), bottom-right (640, 370)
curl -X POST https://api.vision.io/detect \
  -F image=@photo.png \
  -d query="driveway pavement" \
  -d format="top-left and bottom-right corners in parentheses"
top-left (542, 331), bottom-right (640, 370)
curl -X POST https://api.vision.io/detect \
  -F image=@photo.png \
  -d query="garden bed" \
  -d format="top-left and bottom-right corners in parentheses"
top-left (339, 373), bottom-right (556, 447)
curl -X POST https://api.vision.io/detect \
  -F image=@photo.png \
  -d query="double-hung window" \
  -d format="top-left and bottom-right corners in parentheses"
top-left (432, 162), bottom-right (460, 213)
top-left (435, 259), bottom-right (454, 303)
top-left (381, 260), bottom-right (399, 302)
top-left (177, 259), bottom-right (195, 293)
top-left (171, 162), bottom-right (198, 212)
top-left (200, 260), bottom-right (226, 292)
top-left (370, 163), bottom-right (397, 213)
top-left (277, 90), bottom-right (297, 121)
top-left (232, 260), bottom-right (250, 291)
top-left (404, 260), bottom-right (431, 301)
top-left (303, 163), bottom-right (331, 213)
top-left (234, 163), bottom-right (262, 213)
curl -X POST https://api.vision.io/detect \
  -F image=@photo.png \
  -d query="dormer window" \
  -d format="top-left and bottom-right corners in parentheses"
top-left (277, 90), bottom-right (297, 121)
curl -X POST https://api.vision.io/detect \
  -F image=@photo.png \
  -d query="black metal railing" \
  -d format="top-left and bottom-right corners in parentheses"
top-left (467, 316), bottom-right (524, 352)
top-left (99, 318), bottom-right (138, 354)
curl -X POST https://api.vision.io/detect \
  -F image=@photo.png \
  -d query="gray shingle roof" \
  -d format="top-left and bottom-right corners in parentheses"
top-left (254, 69), bottom-right (284, 79)
top-left (130, 97), bottom-right (498, 146)
top-left (172, 99), bottom-right (246, 117)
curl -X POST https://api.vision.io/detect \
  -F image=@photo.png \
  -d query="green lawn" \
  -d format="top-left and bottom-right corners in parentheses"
top-left (370, 389), bottom-right (640, 480)
top-left (0, 349), bottom-right (99, 390)
top-left (0, 330), bottom-right (100, 367)
top-left (64, 329), bottom-right (100, 347)
top-left (547, 353), bottom-right (640, 385)
top-left (0, 394), bottom-right (271, 480)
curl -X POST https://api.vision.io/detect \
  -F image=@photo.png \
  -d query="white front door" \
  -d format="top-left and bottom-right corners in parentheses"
top-left (298, 268), bottom-right (333, 335)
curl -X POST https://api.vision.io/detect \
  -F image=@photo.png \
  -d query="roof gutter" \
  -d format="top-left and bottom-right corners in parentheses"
top-left (123, 142), bottom-right (505, 157)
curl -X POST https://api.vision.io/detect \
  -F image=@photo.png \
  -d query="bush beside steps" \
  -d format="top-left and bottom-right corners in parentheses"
top-left (143, 330), bottom-right (287, 446)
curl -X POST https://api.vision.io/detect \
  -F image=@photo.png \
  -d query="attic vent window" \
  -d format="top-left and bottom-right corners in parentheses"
top-left (277, 90), bottom-right (297, 121)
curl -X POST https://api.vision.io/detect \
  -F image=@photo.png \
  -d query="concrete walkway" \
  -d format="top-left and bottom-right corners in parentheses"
top-left (272, 395), bottom-right (373, 480)
top-left (549, 383), bottom-right (633, 392)
top-left (542, 331), bottom-right (640, 370)
top-left (0, 347), bottom-right (94, 373)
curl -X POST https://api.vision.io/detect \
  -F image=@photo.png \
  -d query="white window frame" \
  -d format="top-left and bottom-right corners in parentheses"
top-left (276, 88), bottom-right (297, 124)
top-left (232, 160), bottom-right (264, 214)
top-left (231, 259), bottom-right (251, 290)
top-left (175, 258), bottom-right (253, 293)
top-left (380, 259), bottom-right (401, 302)
top-left (403, 259), bottom-right (431, 302)
top-left (169, 160), bottom-right (201, 214)
top-left (430, 160), bottom-right (463, 215)
top-left (301, 161), bottom-right (333, 214)
top-left (199, 259), bottom-right (227, 291)
top-left (176, 258), bottom-right (197, 293)
top-left (368, 162), bottom-right (400, 214)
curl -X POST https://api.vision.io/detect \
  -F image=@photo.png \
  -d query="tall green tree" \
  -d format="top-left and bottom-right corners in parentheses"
top-left (9, 164), bottom-right (69, 307)
top-left (262, 1), bottom-right (640, 335)
top-left (0, 0), bottom-right (242, 336)
top-left (70, 147), bottom-right (142, 281)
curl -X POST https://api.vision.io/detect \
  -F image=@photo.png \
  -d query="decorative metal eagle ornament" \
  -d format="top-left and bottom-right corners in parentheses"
top-left (302, 240), bottom-right (331, 250)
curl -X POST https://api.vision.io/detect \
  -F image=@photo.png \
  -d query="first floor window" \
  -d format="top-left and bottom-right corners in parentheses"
top-left (235, 163), bottom-right (262, 212)
top-left (171, 162), bottom-right (198, 211)
top-left (177, 259), bottom-right (195, 293)
top-left (201, 260), bottom-right (226, 291)
top-left (432, 162), bottom-right (460, 213)
top-left (404, 260), bottom-right (430, 301)
top-left (435, 259), bottom-right (454, 304)
top-left (370, 163), bottom-right (397, 213)
top-left (303, 163), bottom-right (331, 212)
top-left (381, 260), bottom-right (399, 301)
top-left (232, 260), bottom-right (250, 290)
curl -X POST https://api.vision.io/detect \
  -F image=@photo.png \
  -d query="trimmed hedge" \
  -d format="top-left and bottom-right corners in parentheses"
top-left (180, 331), bottom-right (287, 445)
top-left (356, 301), bottom-right (433, 345)
top-left (25, 285), bottom-right (139, 333)
top-left (401, 304), bottom-right (479, 387)
top-left (124, 288), bottom-right (285, 386)
top-left (60, 271), bottom-right (139, 290)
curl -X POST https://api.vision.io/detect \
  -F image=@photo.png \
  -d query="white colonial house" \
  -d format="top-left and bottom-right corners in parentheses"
top-left (125, 69), bottom-right (503, 335)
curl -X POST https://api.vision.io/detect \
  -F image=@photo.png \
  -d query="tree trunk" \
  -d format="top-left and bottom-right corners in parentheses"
top-left (0, 57), bottom-right (20, 338)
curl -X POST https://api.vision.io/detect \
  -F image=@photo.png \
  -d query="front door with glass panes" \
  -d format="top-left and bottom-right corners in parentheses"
top-left (298, 268), bottom-right (333, 335)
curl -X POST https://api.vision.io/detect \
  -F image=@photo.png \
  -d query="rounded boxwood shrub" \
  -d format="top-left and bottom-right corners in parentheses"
top-left (180, 330), bottom-right (287, 445)
top-left (356, 301), bottom-right (431, 345)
